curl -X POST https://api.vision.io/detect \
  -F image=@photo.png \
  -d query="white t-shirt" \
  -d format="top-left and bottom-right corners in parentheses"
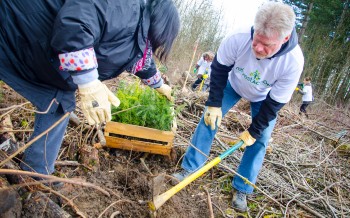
top-left (197, 57), bottom-right (205, 67)
top-left (197, 58), bottom-right (212, 76)
top-left (217, 27), bottom-right (304, 103)
top-left (302, 85), bottom-right (313, 101)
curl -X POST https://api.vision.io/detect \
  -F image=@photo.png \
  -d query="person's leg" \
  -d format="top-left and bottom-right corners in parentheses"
top-left (20, 105), bottom-right (69, 175)
top-left (300, 102), bottom-right (307, 113)
top-left (181, 82), bottom-right (241, 172)
top-left (192, 78), bottom-right (203, 90)
top-left (201, 84), bottom-right (209, 91)
top-left (1, 34), bottom-right (73, 176)
top-left (303, 102), bottom-right (310, 117)
top-left (232, 101), bottom-right (277, 194)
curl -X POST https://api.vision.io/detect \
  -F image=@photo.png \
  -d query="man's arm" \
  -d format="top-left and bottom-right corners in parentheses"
top-left (248, 92), bottom-right (285, 139)
top-left (205, 56), bottom-right (233, 107)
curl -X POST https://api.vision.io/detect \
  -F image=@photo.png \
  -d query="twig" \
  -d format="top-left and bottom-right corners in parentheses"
top-left (211, 202), bottom-right (226, 217)
top-left (40, 185), bottom-right (87, 218)
top-left (0, 129), bottom-right (34, 133)
top-left (284, 193), bottom-right (300, 218)
top-left (182, 39), bottom-right (199, 91)
top-left (140, 153), bottom-right (153, 176)
top-left (316, 143), bottom-right (345, 167)
top-left (111, 105), bottom-right (143, 115)
top-left (98, 200), bottom-right (133, 218)
top-left (0, 112), bottom-right (70, 167)
top-left (203, 187), bottom-right (214, 218)
top-left (55, 160), bottom-right (81, 167)
top-left (0, 169), bottom-right (110, 196)
top-left (295, 200), bottom-right (326, 218)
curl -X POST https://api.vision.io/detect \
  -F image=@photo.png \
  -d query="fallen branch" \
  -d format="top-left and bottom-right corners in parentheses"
top-left (40, 185), bottom-right (87, 218)
top-left (203, 187), bottom-right (214, 218)
top-left (0, 169), bottom-right (110, 196)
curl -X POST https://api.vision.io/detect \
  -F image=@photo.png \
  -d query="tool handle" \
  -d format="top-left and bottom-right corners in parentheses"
top-left (149, 140), bottom-right (244, 211)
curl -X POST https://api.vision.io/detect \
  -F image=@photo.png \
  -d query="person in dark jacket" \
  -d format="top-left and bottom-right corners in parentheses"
top-left (0, 0), bottom-right (180, 179)
top-left (172, 2), bottom-right (304, 212)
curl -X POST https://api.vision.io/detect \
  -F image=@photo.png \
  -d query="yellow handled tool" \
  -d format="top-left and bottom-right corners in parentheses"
top-left (198, 74), bottom-right (208, 92)
top-left (148, 140), bottom-right (244, 211)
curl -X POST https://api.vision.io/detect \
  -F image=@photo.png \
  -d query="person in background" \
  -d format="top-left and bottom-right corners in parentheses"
top-left (296, 77), bottom-right (313, 117)
top-left (191, 51), bottom-right (214, 91)
top-left (172, 2), bottom-right (304, 212)
top-left (0, 0), bottom-right (180, 184)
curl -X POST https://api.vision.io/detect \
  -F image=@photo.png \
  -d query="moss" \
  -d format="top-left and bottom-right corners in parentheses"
top-left (21, 119), bottom-right (29, 128)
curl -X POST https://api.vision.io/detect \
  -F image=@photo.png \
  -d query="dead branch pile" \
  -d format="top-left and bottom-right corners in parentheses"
top-left (173, 89), bottom-right (350, 217)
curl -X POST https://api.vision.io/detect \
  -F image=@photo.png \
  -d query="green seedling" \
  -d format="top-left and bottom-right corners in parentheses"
top-left (111, 82), bottom-right (180, 131)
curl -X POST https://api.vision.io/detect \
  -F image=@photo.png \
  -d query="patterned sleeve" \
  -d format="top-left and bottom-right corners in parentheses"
top-left (58, 47), bottom-right (98, 72)
top-left (58, 47), bottom-right (98, 85)
top-left (126, 40), bottom-right (163, 88)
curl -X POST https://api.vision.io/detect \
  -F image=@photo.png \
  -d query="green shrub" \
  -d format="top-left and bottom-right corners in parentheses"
top-left (111, 82), bottom-right (176, 131)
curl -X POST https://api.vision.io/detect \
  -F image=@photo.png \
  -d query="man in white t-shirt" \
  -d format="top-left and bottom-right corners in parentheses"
top-left (172, 2), bottom-right (304, 212)
top-left (297, 77), bottom-right (313, 117)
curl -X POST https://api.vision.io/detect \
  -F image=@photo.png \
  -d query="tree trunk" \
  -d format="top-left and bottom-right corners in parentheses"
top-left (299, 1), bottom-right (314, 44)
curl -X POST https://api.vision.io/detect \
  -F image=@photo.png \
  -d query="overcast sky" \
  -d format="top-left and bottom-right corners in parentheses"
top-left (212, 0), bottom-right (268, 34)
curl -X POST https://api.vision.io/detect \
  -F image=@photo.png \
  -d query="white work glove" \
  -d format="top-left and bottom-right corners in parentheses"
top-left (78, 80), bottom-right (120, 125)
top-left (239, 130), bottom-right (256, 149)
top-left (204, 106), bottom-right (222, 130)
top-left (156, 84), bottom-right (174, 102)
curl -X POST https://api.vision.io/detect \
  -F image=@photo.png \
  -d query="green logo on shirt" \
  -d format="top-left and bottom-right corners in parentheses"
top-left (250, 70), bottom-right (261, 82)
top-left (235, 67), bottom-right (272, 87)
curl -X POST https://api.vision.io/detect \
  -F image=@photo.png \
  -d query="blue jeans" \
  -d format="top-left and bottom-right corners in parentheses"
top-left (1, 33), bottom-right (74, 175)
top-left (181, 82), bottom-right (276, 194)
top-left (20, 104), bottom-right (69, 175)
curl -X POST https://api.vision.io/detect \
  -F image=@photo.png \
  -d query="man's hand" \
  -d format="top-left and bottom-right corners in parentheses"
top-left (239, 130), bottom-right (256, 149)
top-left (78, 80), bottom-right (120, 125)
top-left (156, 84), bottom-right (174, 102)
top-left (204, 107), bottom-right (222, 130)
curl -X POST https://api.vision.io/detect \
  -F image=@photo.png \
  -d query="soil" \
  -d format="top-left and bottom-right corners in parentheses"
top-left (53, 147), bottom-right (229, 218)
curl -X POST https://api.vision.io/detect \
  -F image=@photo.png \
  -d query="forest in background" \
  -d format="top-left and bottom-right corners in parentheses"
top-left (169, 0), bottom-right (350, 105)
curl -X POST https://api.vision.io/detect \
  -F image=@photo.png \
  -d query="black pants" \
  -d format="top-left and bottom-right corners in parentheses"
top-left (191, 78), bottom-right (203, 90)
top-left (300, 101), bottom-right (311, 114)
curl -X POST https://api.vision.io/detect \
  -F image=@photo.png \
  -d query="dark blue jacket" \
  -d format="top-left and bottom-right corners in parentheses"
top-left (0, 0), bottom-right (150, 112)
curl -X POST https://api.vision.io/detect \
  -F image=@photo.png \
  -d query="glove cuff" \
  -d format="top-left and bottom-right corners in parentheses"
top-left (78, 79), bottom-right (101, 89)
top-left (72, 68), bottom-right (99, 85)
top-left (78, 80), bottom-right (105, 95)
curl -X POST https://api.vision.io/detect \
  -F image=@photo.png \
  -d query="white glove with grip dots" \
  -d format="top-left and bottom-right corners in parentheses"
top-left (156, 84), bottom-right (174, 102)
top-left (78, 80), bottom-right (120, 125)
top-left (204, 106), bottom-right (222, 130)
top-left (239, 130), bottom-right (256, 149)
